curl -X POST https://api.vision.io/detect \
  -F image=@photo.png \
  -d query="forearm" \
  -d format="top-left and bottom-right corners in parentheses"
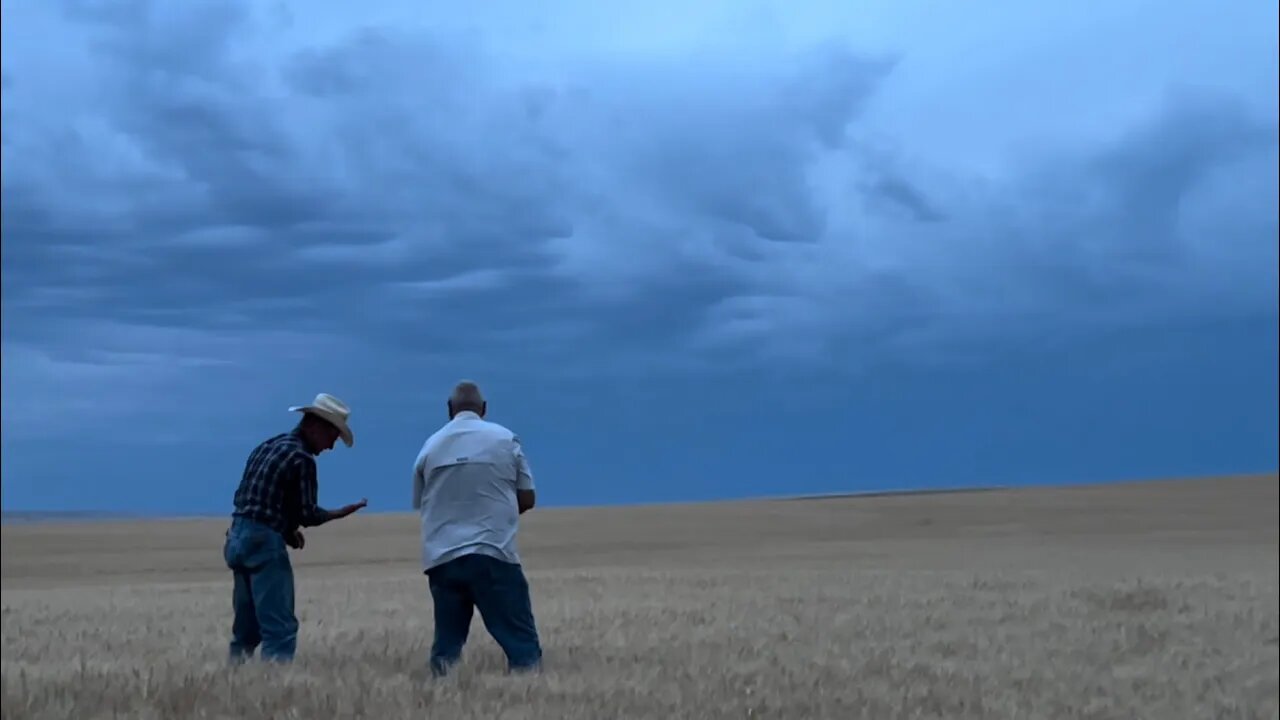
top-left (516, 488), bottom-right (536, 514)
top-left (295, 457), bottom-right (334, 527)
top-left (514, 446), bottom-right (536, 514)
top-left (298, 506), bottom-right (336, 527)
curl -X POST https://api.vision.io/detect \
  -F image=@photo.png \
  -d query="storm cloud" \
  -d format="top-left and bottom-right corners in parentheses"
top-left (2, 0), bottom-right (1276, 511)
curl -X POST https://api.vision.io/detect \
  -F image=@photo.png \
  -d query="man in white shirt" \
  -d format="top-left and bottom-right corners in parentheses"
top-left (411, 380), bottom-right (542, 676)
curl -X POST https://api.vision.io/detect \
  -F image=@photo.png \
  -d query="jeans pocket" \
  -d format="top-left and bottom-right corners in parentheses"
top-left (226, 526), bottom-right (280, 570)
top-left (241, 530), bottom-right (286, 571)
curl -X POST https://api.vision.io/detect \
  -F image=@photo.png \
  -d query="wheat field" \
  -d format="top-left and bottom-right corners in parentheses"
top-left (2, 474), bottom-right (1277, 719)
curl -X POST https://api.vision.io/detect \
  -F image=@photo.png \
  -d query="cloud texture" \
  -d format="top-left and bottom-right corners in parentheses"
top-left (2, 0), bottom-right (1276, 510)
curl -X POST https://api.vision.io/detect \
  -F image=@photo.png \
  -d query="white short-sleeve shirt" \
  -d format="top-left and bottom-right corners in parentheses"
top-left (412, 411), bottom-right (535, 571)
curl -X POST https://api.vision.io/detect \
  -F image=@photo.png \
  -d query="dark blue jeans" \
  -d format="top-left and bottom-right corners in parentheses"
top-left (426, 553), bottom-right (543, 676)
top-left (223, 517), bottom-right (298, 663)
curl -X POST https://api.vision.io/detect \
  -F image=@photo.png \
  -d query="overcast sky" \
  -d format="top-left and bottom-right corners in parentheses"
top-left (2, 0), bottom-right (1276, 515)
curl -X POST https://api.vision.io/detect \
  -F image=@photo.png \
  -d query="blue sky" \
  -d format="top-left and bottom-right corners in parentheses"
top-left (1, 0), bottom-right (1276, 515)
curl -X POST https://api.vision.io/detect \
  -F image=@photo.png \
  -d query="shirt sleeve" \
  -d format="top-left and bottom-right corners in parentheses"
top-left (513, 435), bottom-right (535, 491)
top-left (295, 454), bottom-right (335, 527)
top-left (411, 452), bottom-right (426, 510)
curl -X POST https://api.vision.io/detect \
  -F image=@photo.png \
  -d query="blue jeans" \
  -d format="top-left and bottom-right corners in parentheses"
top-left (426, 553), bottom-right (543, 676)
top-left (223, 518), bottom-right (298, 663)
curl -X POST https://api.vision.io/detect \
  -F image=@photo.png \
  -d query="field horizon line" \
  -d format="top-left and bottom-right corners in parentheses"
top-left (3, 469), bottom-right (1275, 526)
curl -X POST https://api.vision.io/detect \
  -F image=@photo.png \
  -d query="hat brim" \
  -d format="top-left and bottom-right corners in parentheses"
top-left (290, 406), bottom-right (354, 447)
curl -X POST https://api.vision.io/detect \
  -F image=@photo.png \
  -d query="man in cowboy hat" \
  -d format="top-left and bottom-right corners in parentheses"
top-left (222, 392), bottom-right (369, 663)
top-left (412, 380), bottom-right (543, 677)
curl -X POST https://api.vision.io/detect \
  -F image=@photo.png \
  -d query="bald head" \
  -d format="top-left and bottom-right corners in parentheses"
top-left (447, 380), bottom-right (486, 418)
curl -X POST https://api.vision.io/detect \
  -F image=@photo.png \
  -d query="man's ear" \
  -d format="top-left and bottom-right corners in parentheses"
top-left (480, 401), bottom-right (487, 417)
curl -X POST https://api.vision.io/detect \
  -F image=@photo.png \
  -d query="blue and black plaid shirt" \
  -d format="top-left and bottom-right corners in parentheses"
top-left (231, 429), bottom-right (334, 536)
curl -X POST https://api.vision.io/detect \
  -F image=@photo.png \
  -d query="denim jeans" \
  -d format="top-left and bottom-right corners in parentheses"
top-left (223, 517), bottom-right (298, 663)
top-left (426, 553), bottom-right (543, 676)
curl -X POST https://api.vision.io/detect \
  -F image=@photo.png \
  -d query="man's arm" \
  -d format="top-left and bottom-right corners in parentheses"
top-left (513, 436), bottom-right (536, 515)
top-left (296, 455), bottom-right (336, 528)
top-left (411, 449), bottom-right (426, 511)
top-left (295, 456), bottom-right (368, 528)
top-left (517, 489), bottom-right (536, 514)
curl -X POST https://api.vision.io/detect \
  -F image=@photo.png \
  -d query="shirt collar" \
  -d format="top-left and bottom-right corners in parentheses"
top-left (452, 410), bottom-right (481, 421)
top-left (289, 427), bottom-right (318, 455)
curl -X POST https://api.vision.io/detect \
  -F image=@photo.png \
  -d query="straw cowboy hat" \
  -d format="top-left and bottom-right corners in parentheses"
top-left (289, 393), bottom-right (354, 447)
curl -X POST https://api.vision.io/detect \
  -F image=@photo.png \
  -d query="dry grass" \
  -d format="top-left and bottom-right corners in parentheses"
top-left (2, 474), bottom-right (1277, 719)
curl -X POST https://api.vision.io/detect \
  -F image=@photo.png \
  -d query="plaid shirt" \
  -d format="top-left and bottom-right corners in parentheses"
top-left (231, 429), bottom-right (333, 536)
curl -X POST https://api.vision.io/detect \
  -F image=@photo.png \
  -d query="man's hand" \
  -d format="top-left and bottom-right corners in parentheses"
top-left (334, 498), bottom-right (368, 519)
top-left (286, 529), bottom-right (306, 549)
